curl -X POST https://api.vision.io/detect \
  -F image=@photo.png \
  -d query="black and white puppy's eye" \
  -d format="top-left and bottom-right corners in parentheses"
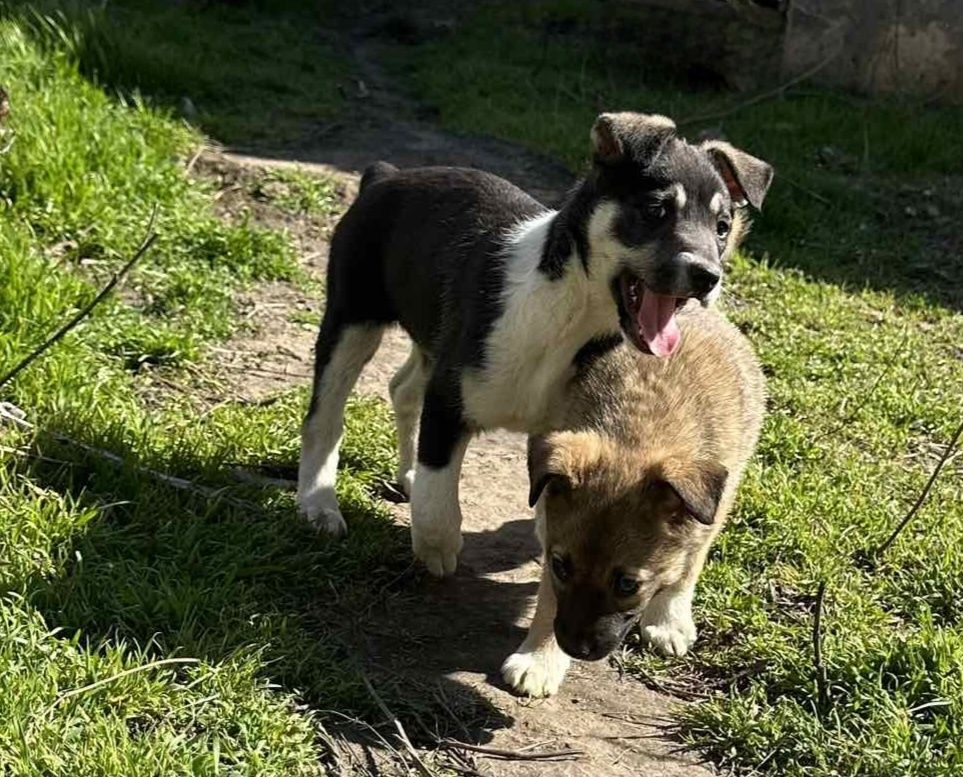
top-left (613, 572), bottom-right (640, 597)
top-left (551, 552), bottom-right (572, 582)
top-left (716, 219), bottom-right (731, 239)
top-left (643, 201), bottom-right (667, 221)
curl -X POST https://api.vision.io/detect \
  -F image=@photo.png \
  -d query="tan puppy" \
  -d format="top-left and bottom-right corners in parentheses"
top-left (502, 304), bottom-right (765, 697)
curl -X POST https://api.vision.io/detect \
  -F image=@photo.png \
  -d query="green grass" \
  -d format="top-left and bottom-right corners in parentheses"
top-left (391, 3), bottom-right (963, 311)
top-left (249, 169), bottom-right (342, 217)
top-left (389, 4), bottom-right (963, 775)
top-left (0, 11), bottom-right (416, 774)
top-left (5, 0), bottom-right (350, 146)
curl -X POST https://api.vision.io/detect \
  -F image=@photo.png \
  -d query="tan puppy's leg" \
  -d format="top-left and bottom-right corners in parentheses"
top-left (502, 562), bottom-right (571, 697)
top-left (641, 525), bottom-right (720, 656)
top-left (502, 545), bottom-right (571, 697)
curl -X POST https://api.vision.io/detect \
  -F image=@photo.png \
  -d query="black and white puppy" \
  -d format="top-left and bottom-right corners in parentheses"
top-left (297, 112), bottom-right (772, 575)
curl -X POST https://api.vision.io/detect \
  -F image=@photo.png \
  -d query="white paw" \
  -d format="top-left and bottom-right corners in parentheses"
top-left (302, 505), bottom-right (347, 537)
top-left (640, 616), bottom-right (697, 657)
top-left (501, 647), bottom-right (570, 698)
top-left (411, 524), bottom-right (462, 576)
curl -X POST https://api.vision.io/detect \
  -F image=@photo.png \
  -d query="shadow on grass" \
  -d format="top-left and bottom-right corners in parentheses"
top-left (8, 0), bottom-right (353, 148)
top-left (16, 437), bottom-right (543, 749)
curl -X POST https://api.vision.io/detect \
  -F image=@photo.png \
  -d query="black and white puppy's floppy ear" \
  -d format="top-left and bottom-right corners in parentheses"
top-left (657, 459), bottom-right (729, 526)
top-left (702, 140), bottom-right (774, 210)
top-left (591, 112), bottom-right (677, 166)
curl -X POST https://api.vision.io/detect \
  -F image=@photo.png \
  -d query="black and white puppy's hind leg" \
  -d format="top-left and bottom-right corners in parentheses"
top-left (298, 315), bottom-right (384, 536)
top-left (387, 344), bottom-right (430, 499)
top-left (410, 378), bottom-right (471, 576)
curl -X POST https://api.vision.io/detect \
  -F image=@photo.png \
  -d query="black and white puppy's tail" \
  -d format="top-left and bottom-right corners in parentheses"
top-left (360, 161), bottom-right (399, 192)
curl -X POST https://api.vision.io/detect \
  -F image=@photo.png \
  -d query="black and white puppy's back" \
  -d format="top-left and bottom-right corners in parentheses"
top-left (298, 112), bottom-right (772, 575)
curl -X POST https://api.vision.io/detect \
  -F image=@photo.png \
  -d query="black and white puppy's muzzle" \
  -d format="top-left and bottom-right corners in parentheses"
top-left (612, 252), bottom-right (721, 359)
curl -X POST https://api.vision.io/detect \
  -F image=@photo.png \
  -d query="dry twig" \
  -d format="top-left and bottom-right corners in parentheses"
top-left (53, 657), bottom-right (198, 706)
top-left (1, 405), bottom-right (265, 513)
top-left (678, 47), bottom-right (841, 127)
top-left (360, 670), bottom-right (433, 777)
top-left (876, 420), bottom-right (963, 557)
top-left (0, 210), bottom-right (158, 390)
top-left (439, 739), bottom-right (582, 761)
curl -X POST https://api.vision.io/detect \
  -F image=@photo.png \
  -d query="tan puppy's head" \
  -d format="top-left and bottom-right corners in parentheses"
top-left (528, 431), bottom-right (727, 661)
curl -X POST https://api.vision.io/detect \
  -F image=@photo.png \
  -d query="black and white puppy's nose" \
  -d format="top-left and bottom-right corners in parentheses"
top-left (678, 252), bottom-right (721, 297)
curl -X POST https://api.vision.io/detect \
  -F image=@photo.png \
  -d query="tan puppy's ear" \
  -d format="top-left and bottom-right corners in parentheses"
top-left (702, 140), bottom-right (773, 209)
top-left (527, 431), bottom-right (606, 507)
top-left (656, 459), bottom-right (728, 525)
top-left (591, 112), bottom-right (676, 165)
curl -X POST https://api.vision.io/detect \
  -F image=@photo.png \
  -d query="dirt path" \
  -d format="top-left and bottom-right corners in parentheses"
top-left (231, 5), bottom-right (573, 207)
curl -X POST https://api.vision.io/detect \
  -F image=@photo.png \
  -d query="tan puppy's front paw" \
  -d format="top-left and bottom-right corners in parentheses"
top-left (501, 647), bottom-right (570, 698)
top-left (640, 617), bottom-right (697, 656)
top-left (411, 525), bottom-right (463, 576)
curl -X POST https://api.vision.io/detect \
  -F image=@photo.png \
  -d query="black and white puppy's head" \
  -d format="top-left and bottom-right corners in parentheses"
top-left (587, 112), bottom-right (772, 357)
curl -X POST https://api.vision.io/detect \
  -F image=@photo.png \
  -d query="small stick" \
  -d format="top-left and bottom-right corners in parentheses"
top-left (228, 467), bottom-right (296, 490)
top-left (601, 711), bottom-right (676, 727)
top-left (1, 407), bottom-right (265, 513)
top-left (439, 739), bottom-right (582, 761)
top-left (360, 670), bottom-right (433, 777)
top-left (432, 685), bottom-right (473, 742)
top-left (876, 419), bottom-right (963, 557)
top-left (54, 657), bottom-right (198, 706)
top-left (780, 174), bottom-right (831, 206)
top-left (0, 209), bottom-right (158, 390)
top-left (319, 708), bottom-right (405, 763)
top-left (812, 580), bottom-right (829, 712)
top-left (184, 144), bottom-right (205, 174)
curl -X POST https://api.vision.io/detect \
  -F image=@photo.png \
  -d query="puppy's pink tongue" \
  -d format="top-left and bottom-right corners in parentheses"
top-left (638, 289), bottom-right (681, 358)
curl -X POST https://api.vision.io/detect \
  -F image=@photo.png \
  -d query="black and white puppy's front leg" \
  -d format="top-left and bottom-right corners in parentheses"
top-left (410, 377), bottom-right (470, 576)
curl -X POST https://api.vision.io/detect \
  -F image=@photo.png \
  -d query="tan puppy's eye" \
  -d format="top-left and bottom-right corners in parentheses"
top-left (551, 552), bottom-right (572, 582)
top-left (613, 572), bottom-right (640, 597)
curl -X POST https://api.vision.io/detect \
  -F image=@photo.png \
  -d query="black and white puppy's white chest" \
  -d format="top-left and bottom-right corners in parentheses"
top-left (461, 207), bottom-right (627, 434)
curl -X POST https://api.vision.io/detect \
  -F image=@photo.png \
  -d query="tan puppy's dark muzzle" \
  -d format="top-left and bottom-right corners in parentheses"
top-left (554, 605), bottom-right (637, 661)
